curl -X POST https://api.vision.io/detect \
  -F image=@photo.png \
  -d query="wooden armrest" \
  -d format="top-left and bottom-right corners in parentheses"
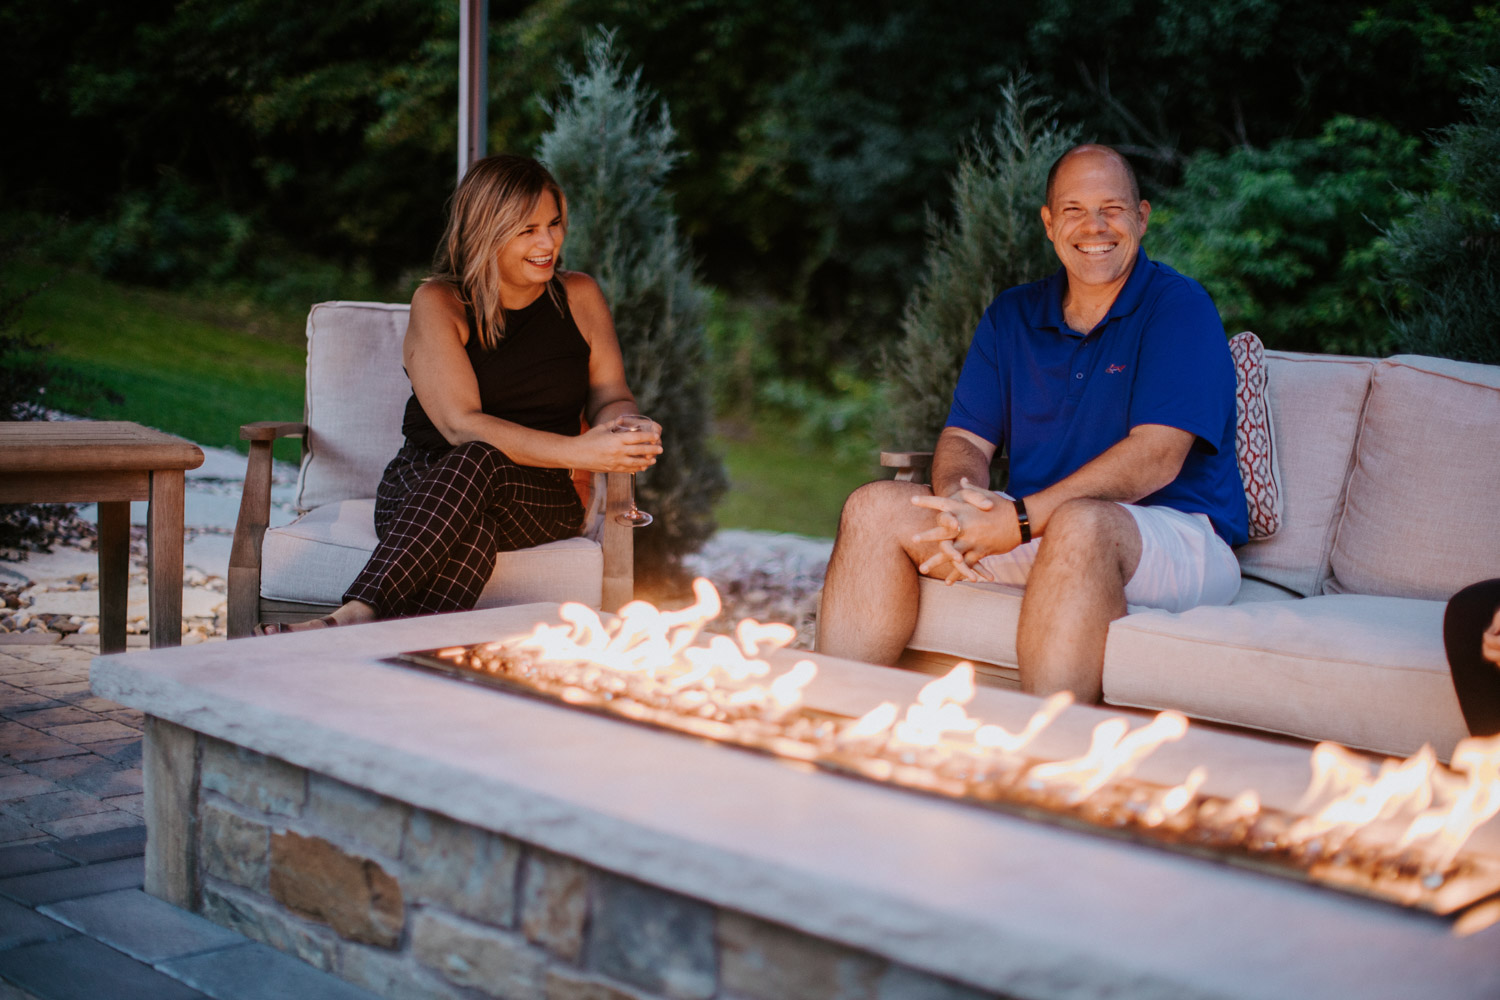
top-left (240, 420), bottom-right (307, 442)
top-left (880, 451), bottom-right (933, 469)
top-left (597, 471), bottom-right (634, 614)
top-left (227, 422), bottom-right (303, 637)
top-left (881, 451), bottom-right (933, 484)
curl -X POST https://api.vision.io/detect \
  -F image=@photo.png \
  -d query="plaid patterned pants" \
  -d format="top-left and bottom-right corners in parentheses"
top-left (343, 440), bottom-right (584, 618)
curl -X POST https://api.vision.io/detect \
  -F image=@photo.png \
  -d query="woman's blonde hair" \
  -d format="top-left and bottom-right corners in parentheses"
top-left (431, 154), bottom-right (569, 350)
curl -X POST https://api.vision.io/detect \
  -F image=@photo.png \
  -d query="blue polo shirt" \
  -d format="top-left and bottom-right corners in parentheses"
top-left (946, 248), bottom-right (1248, 547)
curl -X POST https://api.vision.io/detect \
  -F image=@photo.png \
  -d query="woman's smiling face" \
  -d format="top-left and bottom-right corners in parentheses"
top-left (499, 190), bottom-right (564, 295)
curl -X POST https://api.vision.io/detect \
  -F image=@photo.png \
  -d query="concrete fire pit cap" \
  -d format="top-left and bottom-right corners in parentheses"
top-left (92, 604), bottom-right (1500, 1000)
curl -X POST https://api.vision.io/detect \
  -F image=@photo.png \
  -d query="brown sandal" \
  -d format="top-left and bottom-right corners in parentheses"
top-left (254, 615), bottom-right (339, 636)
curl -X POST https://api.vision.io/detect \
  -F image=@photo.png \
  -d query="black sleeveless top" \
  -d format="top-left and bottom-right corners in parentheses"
top-left (401, 280), bottom-right (591, 450)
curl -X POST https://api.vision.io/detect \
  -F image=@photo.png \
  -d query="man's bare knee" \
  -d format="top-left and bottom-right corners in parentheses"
top-left (1031, 498), bottom-right (1142, 590)
top-left (836, 480), bottom-right (931, 542)
top-left (1043, 498), bottom-right (1130, 545)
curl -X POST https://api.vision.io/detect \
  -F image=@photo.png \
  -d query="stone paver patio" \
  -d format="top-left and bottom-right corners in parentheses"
top-left (0, 634), bottom-right (379, 999)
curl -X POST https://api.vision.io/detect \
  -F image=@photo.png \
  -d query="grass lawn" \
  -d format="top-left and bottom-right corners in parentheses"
top-left (7, 261), bottom-right (308, 464)
top-left (713, 418), bottom-right (876, 538)
top-left (5, 264), bottom-right (875, 537)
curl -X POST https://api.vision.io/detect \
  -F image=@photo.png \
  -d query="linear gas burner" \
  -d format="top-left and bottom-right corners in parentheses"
top-left (387, 587), bottom-right (1500, 920)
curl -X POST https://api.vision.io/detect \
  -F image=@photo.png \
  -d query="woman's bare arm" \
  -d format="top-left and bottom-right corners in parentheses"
top-left (401, 280), bottom-right (657, 473)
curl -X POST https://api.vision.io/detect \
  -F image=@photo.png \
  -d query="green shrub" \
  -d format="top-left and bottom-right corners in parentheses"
top-left (881, 78), bottom-right (1079, 452)
top-left (538, 31), bottom-right (727, 582)
top-left (86, 174), bottom-right (255, 286)
top-left (1385, 67), bottom-right (1500, 365)
top-left (758, 368), bottom-right (882, 464)
top-left (1150, 116), bottom-right (1427, 356)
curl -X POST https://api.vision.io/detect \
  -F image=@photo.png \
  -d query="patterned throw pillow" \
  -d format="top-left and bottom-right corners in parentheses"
top-left (1229, 331), bottom-right (1282, 540)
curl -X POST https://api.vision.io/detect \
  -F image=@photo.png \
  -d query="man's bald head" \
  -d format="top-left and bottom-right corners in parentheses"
top-left (1045, 145), bottom-right (1140, 209)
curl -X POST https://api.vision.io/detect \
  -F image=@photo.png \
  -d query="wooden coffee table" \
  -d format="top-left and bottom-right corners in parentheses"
top-left (0, 421), bottom-right (204, 653)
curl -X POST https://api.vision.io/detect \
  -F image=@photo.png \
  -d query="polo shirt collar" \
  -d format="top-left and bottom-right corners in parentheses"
top-left (1030, 247), bottom-right (1155, 335)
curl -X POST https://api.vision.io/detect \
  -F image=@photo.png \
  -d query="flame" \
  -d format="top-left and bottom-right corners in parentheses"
top-left (482, 583), bottom-right (1500, 892)
top-left (1200, 789), bottom-right (1261, 831)
top-left (842, 702), bottom-right (899, 742)
top-left (770, 660), bottom-right (817, 707)
top-left (507, 578), bottom-right (814, 721)
top-left (1144, 766), bottom-right (1207, 828)
top-left (1284, 745), bottom-right (1438, 852)
top-left (1026, 711), bottom-right (1189, 804)
top-left (1397, 733), bottom-right (1500, 871)
top-left (736, 619), bottom-right (796, 658)
top-left (892, 664), bottom-right (983, 747)
top-left (974, 691), bottom-right (1073, 754)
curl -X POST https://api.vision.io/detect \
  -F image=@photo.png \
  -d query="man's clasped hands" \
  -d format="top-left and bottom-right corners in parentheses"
top-left (910, 478), bottom-right (1026, 585)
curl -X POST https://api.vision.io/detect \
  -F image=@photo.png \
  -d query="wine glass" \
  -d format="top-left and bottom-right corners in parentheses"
top-left (612, 414), bottom-right (654, 527)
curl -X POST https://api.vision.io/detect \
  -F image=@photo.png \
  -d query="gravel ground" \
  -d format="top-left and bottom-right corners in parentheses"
top-left (2, 512), bottom-right (831, 648)
top-left (1, 523), bottom-right (228, 643)
top-left (681, 530), bottom-right (832, 650)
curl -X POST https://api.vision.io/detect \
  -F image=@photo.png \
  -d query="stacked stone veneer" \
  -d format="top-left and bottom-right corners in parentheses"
top-left (143, 717), bottom-right (1002, 1000)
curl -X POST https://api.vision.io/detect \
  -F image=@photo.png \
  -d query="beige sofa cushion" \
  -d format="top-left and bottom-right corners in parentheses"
top-left (1326, 355), bottom-right (1500, 601)
top-left (907, 577), bottom-right (1026, 669)
top-left (296, 302), bottom-right (412, 510)
top-left (907, 575), bottom-right (1296, 670)
top-left (1102, 594), bottom-right (1468, 760)
top-left (261, 499), bottom-right (603, 610)
top-left (1233, 352), bottom-right (1373, 596)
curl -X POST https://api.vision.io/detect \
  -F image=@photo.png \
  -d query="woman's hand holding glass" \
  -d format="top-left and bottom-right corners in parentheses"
top-left (610, 413), bottom-right (658, 527)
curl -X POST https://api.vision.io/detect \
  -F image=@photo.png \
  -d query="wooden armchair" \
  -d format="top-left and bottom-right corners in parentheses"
top-left (226, 301), bottom-right (632, 638)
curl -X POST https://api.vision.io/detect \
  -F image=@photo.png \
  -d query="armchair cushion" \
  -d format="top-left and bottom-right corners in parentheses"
top-left (297, 302), bottom-right (412, 510)
top-left (261, 498), bottom-right (603, 609)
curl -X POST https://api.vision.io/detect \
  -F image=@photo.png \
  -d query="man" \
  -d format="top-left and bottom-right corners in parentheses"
top-left (816, 144), bottom-right (1247, 702)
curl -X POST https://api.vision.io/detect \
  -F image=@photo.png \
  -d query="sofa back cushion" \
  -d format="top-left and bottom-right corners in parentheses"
top-left (1234, 351), bottom-right (1374, 596)
top-left (295, 301), bottom-right (412, 511)
top-left (1325, 355), bottom-right (1500, 600)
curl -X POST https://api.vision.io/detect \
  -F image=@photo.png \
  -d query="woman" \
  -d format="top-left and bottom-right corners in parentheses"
top-left (259, 154), bottom-right (660, 633)
top-left (1446, 578), bottom-right (1500, 736)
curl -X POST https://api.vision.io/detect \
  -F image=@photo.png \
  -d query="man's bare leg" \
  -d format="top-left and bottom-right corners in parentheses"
top-left (816, 480), bottom-right (946, 664)
top-left (1016, 499), bottom-right (1143, 701)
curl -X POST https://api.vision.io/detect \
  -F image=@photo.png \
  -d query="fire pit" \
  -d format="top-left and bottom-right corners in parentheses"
top-left (92, 597), bottom-right (1500, 1000)
top-left (391, 581), bottom-right (1500, 918)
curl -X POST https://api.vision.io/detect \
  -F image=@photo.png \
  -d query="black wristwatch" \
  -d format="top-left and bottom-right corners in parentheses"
top-left (1013, 497), bottom-right (1031, 544)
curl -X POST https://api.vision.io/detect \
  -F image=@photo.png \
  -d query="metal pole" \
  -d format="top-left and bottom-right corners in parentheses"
top-left (457, 0), bottom-right (488, 183)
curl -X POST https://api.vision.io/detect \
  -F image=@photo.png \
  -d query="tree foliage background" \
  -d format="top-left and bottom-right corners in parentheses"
top-left (882, 80), bottom-right (1079, 452)
top-left (5, 0), bottom-right (1499, 402)
top-left (538, 33), bottom-right (725, 580)
top-left (1384, 67), bottom-right (1500, 365)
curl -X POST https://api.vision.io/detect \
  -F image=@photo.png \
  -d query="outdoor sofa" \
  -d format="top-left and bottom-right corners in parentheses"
top-left (885, 347), bottom-right (1500, 762)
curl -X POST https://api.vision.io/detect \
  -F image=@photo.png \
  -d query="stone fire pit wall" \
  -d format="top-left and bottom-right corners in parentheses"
top-left (99, 603), bottom-right (1500, 1000)
top-left (145, 717), bottom-right (976, 1000)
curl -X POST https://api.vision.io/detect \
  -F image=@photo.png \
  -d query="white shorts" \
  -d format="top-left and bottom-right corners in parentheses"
top-left (975, 504), bottom-right (1240, 613)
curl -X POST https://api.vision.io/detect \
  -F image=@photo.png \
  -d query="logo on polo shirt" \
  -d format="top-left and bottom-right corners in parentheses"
top-left (1106, 363), bottom-right (1127, 374)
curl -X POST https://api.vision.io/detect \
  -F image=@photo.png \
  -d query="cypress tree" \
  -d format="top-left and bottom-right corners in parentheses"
top-left (1385, 68), bottom-right (1500, 366)
top-left (881, 79), bottom-right (1079, 452)
top-left (538, 32), bottom-right (726, 581)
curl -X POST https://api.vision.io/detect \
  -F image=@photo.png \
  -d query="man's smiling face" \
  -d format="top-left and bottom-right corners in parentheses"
top-left (1039, 150), bottom-right (1150, 296)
